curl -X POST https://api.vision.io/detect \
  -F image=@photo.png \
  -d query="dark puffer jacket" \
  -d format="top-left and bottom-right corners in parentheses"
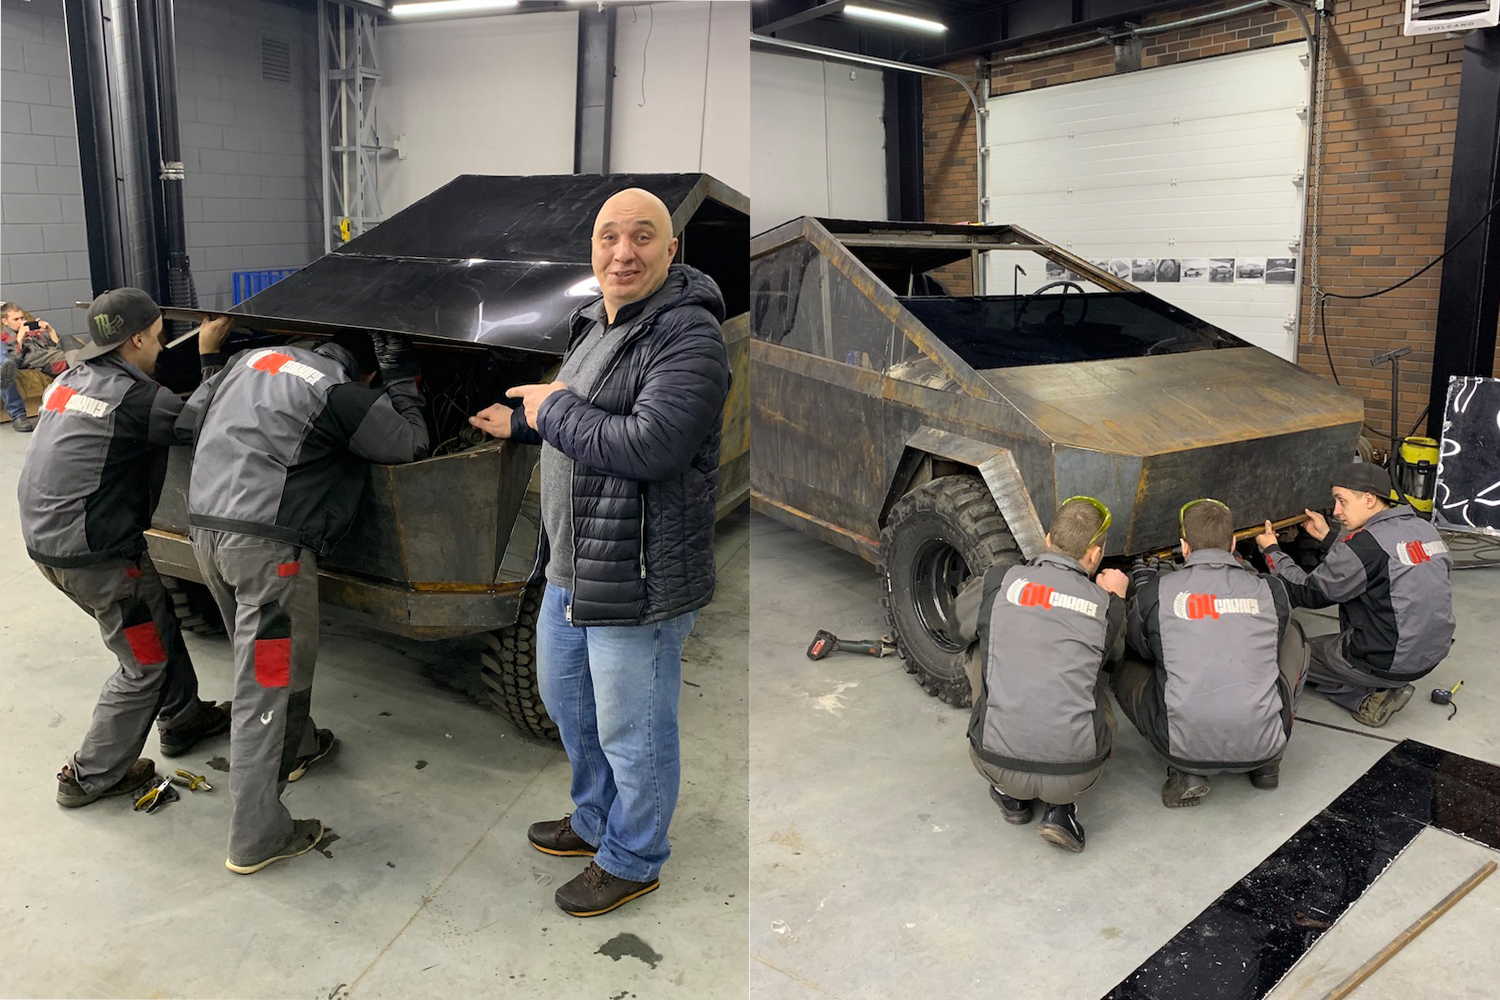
top-left (511, 264), bottom-right (729, 626)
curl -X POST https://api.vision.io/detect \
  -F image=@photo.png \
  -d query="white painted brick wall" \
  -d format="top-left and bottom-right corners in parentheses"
top-left (1, 0), bottom-right (322, 332)
top-left (1, 0), bottom-right (92, 344)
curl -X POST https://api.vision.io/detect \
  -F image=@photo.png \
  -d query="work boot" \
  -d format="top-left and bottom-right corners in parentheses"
top-left (0, 358), bottom-right (16, 391)
top-left (56, 758), bottom-right (156, 808)
top-left (9, 413), bottom-right (33, 432)
top-left (1353, 685), bottom-right (1415, 728)
top-left (159, 700), bottom-right (231, 758)
top-left (528, 814), bottom-right (598, 857)
top-left (988, 785), bottom-right (1035, 825)
top-left (1036, 802), bottom-right (1085, 853)
top-left (1162, 767), bottom-right (1211, 808)
top-left (225, 819), bottom-right (325, 875)
top-left (554, 861), bottom-right (659, 917)
top-left (287, 728), bottom-right (336, 782)
top-left (1248, 760), bottom-right (1280, 791)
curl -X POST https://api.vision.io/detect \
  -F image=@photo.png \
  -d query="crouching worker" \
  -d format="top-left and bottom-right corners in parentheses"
top-left (1256, 462), bottom-right (1454, 728)
top-left (965, 496), bottom-right (1128, 854)
top-left (1113, 498), bottom-right (1308, 808)
top-left (19, 289), bottom-right (236, 807)
top-left (176, 331), bottom-right (429, 874)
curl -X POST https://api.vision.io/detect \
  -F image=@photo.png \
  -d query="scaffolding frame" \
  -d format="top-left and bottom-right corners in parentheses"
top-left (318, 0), bottom-right (384, 253)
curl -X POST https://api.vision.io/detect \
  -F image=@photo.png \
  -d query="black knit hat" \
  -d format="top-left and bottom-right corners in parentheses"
top-left (1331, 461), bottom-right (1404, 504)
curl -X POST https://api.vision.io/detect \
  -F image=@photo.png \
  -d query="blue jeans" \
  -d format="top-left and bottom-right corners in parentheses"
top-left (0, 339), bottom-right (25, 418)
top-left (537, 583), bottom-right (698, 882)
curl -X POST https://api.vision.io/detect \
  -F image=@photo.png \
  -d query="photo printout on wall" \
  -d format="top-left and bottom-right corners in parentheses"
top-left (1109, 259), bottom-right (1131, 279)
top-left (1236, 257), bottom-right (1267, 284)
top-left (1183, 258), bottom-right (1210, 284)
top-left (1266, 258), bottom-right (1297, 284)
top-left (1155, 258), bottom-right (1181, 283)
top-left (1132, 259), bottom-right (1156, 282)
top-left (1209, 258), bottom-right (1235, 283)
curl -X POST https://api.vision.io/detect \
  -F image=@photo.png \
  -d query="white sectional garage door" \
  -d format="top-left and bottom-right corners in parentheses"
top-left (984, 43), bottom-right (1310, 360)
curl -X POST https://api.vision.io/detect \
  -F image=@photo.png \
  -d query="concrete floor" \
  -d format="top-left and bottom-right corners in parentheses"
top-left (0, 427), bottom-right (749, 1000)
top-left (749, 513), bottom-right (1500, 1000)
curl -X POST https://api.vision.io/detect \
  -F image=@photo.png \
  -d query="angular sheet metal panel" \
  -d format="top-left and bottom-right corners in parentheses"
top-left (981, 348), bottom-right (1364, 456)
top-left (230, 172), bottom-right (747, 353)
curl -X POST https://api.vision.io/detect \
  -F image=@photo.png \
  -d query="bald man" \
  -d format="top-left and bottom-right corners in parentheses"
top-left (471, 188), bottom-right (730, 917)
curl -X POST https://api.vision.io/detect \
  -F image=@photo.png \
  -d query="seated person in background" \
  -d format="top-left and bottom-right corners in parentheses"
top-left (964, 496), bottom-right (1128, 854)
top-left (0, 330), bottom-right (32, 432)
top-left (1, 302), bottom-right (69, 389)
top-left (1113, 498), bottom-right (1307, 808)
top-left (1256, 462), bottom-right (1454, 728)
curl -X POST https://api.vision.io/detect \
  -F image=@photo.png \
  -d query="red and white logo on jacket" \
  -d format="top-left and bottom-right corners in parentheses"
top-left (245, 349), bottom-right (326, 387)
top-left (1005, 578), bottom-right (1100, 618)
top-left (40, 382), bottom-right (111, 418)
top-left (1171, 593), bottom-right (1261, 620)
top-left (1394, 538), bottom-right (1447, 566)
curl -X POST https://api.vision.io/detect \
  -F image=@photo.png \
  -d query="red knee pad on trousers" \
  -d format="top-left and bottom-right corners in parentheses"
top-left (124, 622), bottom-right (167, 665)
top-left (254, 638), bottom-right (291, 687)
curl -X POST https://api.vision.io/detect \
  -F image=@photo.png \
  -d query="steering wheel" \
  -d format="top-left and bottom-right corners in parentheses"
top-left (1016, 280), bottom-right (1089, 331)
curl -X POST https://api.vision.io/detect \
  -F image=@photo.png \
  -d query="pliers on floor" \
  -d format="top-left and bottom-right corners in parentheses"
top-left (133, 773), bottom-right (179, 813)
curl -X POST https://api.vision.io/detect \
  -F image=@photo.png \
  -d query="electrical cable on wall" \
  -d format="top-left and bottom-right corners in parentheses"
top-left (1313, 192), bottom-right (1500, 438)
top-left (636, 5), bottom-right (653, 108)
top-left (697, 2), bottom-right (712, 170)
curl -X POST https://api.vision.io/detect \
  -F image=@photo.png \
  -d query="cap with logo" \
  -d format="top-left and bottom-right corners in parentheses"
top-left (74, 288), bottom-right (162, 363)
top-left (1331, 461), bottom-right (1405, 505)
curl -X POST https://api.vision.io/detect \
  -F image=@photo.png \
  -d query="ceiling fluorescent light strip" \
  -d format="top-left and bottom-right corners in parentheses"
top-left (389, 0), bottom-right (520, 18)
top-left (843, 4), bottom-right (946, 33)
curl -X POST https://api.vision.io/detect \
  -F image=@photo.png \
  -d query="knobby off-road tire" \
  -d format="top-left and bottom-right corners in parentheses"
top-left (478, 586), bottom-right (560, 742)
top-left (880, 476), bottom-right (1021, 708)
top-left (161, 576), bottom-right (225, 636)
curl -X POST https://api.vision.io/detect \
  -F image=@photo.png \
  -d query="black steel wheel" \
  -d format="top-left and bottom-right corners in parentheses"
top-left (478, 586), bottom-right (560, 741)
top-left (161, 576), bottom-right (225, 636)
top-left (880, 476), bottom-right (1020, 707)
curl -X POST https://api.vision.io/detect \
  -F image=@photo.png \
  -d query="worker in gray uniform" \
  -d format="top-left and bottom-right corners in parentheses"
top-left (1113, 498), bottom-right (1308, 807)
top-left (176, 331), bottom-right (429, 874)
top-left (18, 288), bottom-right (236, 808)
top-left (965, 496), bottom-right (1129, 853)
top-left (1256, 462), bottom-right (1454, 728)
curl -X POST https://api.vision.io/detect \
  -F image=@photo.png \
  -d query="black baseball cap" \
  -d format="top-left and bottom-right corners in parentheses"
top-left (1331, 461), bottom-right (1405, 505)
top-left (75, 288), bottom-right (162, 362)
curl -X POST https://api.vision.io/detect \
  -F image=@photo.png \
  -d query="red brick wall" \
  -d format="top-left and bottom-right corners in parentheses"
top-left (923, 0), bottom-right (1481, 442)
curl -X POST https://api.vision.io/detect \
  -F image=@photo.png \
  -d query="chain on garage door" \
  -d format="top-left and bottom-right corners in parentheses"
top-left (984, 43), bottom-right (1310, 361)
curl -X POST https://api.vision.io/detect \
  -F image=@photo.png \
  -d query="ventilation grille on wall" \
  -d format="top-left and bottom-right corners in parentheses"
top-left (1404, 0), bottom-right (1500, 35)
top-left (260, 33), bottom-right (292, 84)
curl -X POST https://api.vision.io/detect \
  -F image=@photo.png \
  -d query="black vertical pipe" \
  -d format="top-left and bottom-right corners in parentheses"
top-left (155, 0), bottom-right (198, 312)
top-left (135, 0), bottom-right (170, 292)
top-left (1427, 27), bottom-right (1500, 438)
top-left (574, 5), bottom-right (616, 174)
top-left (884, 71), bottom-right (923, 221)
top-left (63, 0), bottom-right (126, 293)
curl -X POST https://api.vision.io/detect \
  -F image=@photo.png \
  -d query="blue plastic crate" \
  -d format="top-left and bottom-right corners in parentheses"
top-left (232, 268), bottom-right (298, 305)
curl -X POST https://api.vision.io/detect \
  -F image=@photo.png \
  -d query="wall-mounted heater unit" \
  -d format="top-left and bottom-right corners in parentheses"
top-left (1404, 0), bottom-right (1500, 35)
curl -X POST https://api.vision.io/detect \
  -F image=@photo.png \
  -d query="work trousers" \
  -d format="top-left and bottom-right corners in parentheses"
top-left (1111, 620), bottom-right (1309, 775)
top-left (38, 553), bottom-right (202, 793)
top-left (1305, 632), bottom-right (1408, 711)
top-left (969, 691), bottom-right (1117, 806)
top-left (1, 339), bottom-right (25, 418)
top-left (18, 344), bottom-right (67, 376)
top-left (537, 583), bottom-right (699, 883)
top-left (192, 529), bottom-right (321, 866)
